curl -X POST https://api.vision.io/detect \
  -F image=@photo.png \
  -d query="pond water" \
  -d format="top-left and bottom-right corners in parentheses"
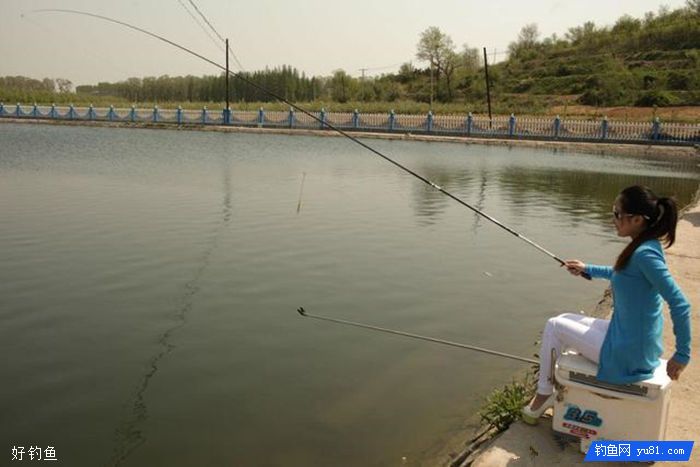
top-left (1, 123), bottom-right (698, 466)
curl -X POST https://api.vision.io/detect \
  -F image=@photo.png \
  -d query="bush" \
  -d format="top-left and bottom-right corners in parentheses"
top-left (634, 90), bottom-right (676, 106)
top-left (513, 79), bottom-right (534, 92)
top-left (478, 376), bottom-right (535, 432)
top-left (577, 72), bottom-right (640, 106)
top-left (667, 71), bottom-right (690, 90)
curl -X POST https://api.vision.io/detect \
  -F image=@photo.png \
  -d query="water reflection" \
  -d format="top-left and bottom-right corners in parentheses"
top-left (472, 170), bottom-right (488, 234)
top-left (407, 150), bottom-right (699, 232)
top-left (410, 168), bottom-right (475, 225)
top-left (497, 167), bottom-right (700, 226)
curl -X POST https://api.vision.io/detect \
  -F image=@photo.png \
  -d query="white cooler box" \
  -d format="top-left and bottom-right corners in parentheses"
top-left (552, 352), bottom-right (672, 453)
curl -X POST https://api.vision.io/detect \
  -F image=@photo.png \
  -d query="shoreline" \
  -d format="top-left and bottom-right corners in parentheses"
top-left (1, 117), bottom-right (698, 159)
top-left (451, 189), bottom-right (700, 466)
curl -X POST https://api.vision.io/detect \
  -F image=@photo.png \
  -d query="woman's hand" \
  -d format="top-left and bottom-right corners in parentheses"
top-left (666, 358), bottom-right (687, 381)
top-left (563, 260), bottom-right (586, 276)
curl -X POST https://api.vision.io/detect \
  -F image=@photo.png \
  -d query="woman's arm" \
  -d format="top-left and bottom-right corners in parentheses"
top-left (564, 260), bottom-right (613, 279)
top-left (584, 263), bottom-right (613, 280)
top-left (637, 247), bottom-right (692, 369)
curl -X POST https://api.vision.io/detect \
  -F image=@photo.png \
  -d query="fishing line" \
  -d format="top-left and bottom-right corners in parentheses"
top-left (185, 0), bottom-right (246, 71)
top-left (187, 0), bottom-right (224, 42)
top-left (109, 158), bottom-right (234, 465)
top-left (32, 8), bottom-right (588, 279)
top-left (296, 172), bottom-right (306, 214)
top-left (297, 308), bottom-right (538, 364)
top-left (176, 0), bottom-right (225, 53)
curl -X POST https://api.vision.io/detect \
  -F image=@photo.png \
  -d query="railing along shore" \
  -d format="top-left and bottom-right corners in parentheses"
top-left (1, 103), bottom-right (698, 146)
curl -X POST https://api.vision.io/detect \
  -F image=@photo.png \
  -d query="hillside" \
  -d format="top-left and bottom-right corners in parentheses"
top-left (492, 4), bottom-right (700, 106)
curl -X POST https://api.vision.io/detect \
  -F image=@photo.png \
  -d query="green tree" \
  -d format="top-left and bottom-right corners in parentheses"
top-left (330, 69), bottom-right (354, 103)
top-left (55, 78), bottom-right (73, 94)
top-left (416, 26), bottom-right (457, 103)
top-left (461, 45), bottom-right (480, 73)
top-left (508, 23), bottom-right (541, 60)
top-left (688, 0), bottom-right (700, 14)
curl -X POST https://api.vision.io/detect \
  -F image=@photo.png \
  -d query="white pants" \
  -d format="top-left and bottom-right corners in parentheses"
top-left (537, 313), bottom-right (610, 395)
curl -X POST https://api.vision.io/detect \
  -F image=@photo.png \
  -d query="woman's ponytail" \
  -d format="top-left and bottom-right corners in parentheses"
top-left (653, 197), bottom-right (678, 248)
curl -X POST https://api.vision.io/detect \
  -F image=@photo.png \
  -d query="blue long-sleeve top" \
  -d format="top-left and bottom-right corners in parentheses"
top-left (585, 239), bottom-right (692, 384)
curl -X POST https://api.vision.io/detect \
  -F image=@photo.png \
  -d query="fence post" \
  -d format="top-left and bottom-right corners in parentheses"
top-left (15, 103), bottom-right (21, 117)
top-left (554, 115), bottom-right (561, 139)
top-left (509, 113), bottom-right (516, 137)
top-left (427, 111), bottom-right (433, 133)
top-left (223, 107), bottom-right (231, 125)
top-left (652, 117), bottom-right (660, 141)
top-left (389, 110), bottom-right (395, 132)
top-left (202, 106), bottom-right (207, 124)
top-left (177, 106), bottom-right (183, 125)
top-left (353, 109), bottom-right (359, 129)
top-left (130, 105), bottom-right (136, 122)
top-left (601, 116), bottom-right (608, 140)
top-left (258, 107), bottom-right (265, 127)
top-left (288, 107), bottom-right (295, 129)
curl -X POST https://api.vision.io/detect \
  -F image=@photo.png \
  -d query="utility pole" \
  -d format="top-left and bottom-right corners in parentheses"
top-left (359, 68), bottom-right (367, 81)
top-left (225, 38), bottom-right (230, 124)
top-left (483, 47), bottom-right (492, 128)
top-left (430, 62), bottom-right (434, 109)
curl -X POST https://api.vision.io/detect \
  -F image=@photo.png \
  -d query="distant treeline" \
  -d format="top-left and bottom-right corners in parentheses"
top-left (2, 2), bottom-right (699, 108)
top-left (75, 66), bottom-right (323, 103)
top-left (0, 76), bottom-right (74, 94)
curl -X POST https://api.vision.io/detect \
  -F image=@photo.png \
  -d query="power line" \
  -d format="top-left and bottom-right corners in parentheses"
top-left (358, 62), bottom-right (404, 79)
top-left (226, 43), bottom-right (245, 73)
top-left (187, 0), bottom-right (224, 42)
top-left (186, 0), bottom-right (245, 71)
top-left (176, 0), bottom-right (224, 53)
top-left (361, 62), bottom-right (404, 72)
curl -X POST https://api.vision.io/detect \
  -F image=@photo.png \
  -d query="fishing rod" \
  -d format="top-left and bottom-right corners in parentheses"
top-left (297, 307), bottom-right (538, 364)
top-left (32, 9), bottom-right (590, 279)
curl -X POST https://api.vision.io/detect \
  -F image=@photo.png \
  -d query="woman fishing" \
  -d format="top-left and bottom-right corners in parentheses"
top-left (522, 185), bottom-right (692, 423)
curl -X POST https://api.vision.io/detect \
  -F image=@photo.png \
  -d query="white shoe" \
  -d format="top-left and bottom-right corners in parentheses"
top-left (521, 393), bottom-right (555, 425)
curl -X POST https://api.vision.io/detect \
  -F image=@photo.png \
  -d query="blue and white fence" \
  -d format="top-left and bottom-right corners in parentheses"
top-left (1, 102), bottom-right (698, 146)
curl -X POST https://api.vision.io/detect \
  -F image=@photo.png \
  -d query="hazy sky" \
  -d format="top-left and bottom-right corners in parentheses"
top-left (1, 0), bottom-right (689, 87)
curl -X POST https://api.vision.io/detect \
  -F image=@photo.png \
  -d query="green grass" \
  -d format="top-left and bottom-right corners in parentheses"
top-left (478, 373), bottom-right (537, 433)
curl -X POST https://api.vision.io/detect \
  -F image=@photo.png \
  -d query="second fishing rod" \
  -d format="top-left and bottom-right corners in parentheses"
top-left (35, 9), bottom-right (589, 279)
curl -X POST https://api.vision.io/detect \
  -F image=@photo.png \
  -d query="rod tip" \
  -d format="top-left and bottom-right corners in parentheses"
top-left (297, 307), bottom-right (306, 316)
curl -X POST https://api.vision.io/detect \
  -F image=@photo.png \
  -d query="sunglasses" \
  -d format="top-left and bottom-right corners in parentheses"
top-left (612, 206), bottom-right (650, 221)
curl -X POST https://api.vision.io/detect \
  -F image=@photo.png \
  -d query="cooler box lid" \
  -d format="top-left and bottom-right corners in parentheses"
top-left (555, 353), bottom-right (671, 398)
